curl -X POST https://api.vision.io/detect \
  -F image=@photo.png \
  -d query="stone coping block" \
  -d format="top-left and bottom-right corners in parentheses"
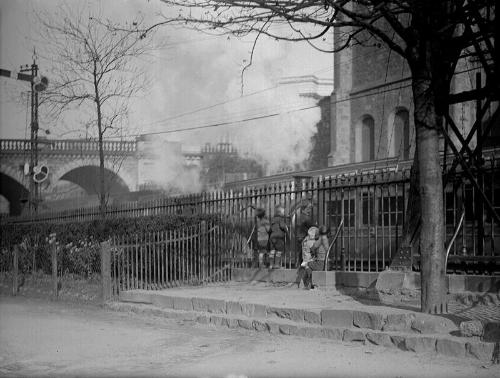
top-left (321, 309), bottom-right (353, 328)
top-left (241, 302), bottom-right (267, 318)
top-left (232, 268), bottom-right (297, 283)
top-left (120, 290), bottom-right (459, 336)
top-left (466, 341), bottom-right (496, 361)
top-left (267, 307), bottom-right (305, 322)
top-left (226, 301), bottom-right (243, 316)
top-left (192, 297), bottom-right (226, 314)
top-left (353, 310), bottom-right (385, 330)
top-left (405, 336), bottom-right (437, 353)
top-left (390, 335), bottom-right (407, 350)
top-left (365, 332), bottom-right (394, 348)
top-left (411, 315), bottom-right (456, 335)
top-left (376, 271), bottom-right (421, 293)
top-left (232, 268), bottom-right (499, 296)
top-left (383, 313), bottom-right (415, 332)
top-left (436, 338), bottom-right (466, 358)
top-left (151, 294), bottom-right (174, 309)
top-left (460, 320), bottom-right (484, 337)
top-left (343, 329), bottom-right (365, 343)
top-left (314, 271), bottom-right (379, 289)
top-left (448, 275), bottom-right (500, 294)
top-left (106, 302), bottom-right (496, 361)
top-left (304, 310), bottom-right (321, 325)
top-left (119, 290), bottom-right (153, 304)
top-left (172, 296), bottom-right (193, 311)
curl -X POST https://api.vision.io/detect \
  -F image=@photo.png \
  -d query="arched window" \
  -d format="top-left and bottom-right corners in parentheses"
top-left (393, 109), bottom-right (410, 159)
top-left (361, 116), bottom-right (375, 161)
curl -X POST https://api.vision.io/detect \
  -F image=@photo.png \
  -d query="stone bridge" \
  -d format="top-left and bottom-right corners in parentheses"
top-left (0, 138), bottom-right (202, 215)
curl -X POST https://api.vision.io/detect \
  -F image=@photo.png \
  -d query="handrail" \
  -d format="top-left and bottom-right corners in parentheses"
top-left (324, 218), bottom-right (344, 271)
top-left (445, 208), bottom-right (466, 269)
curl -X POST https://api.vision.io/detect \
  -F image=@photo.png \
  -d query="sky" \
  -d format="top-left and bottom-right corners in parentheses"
top-left (0, 0), bottom-right (334, 173)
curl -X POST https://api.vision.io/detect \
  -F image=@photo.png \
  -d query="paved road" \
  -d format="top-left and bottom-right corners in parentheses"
top-left (0, 295), bottom-right (498, 378)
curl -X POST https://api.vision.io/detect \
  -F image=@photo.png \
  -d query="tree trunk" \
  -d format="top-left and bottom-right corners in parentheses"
top-left (96, 103), bottom-right (106, 219)
top-left (411, 74), bottom-right (448, 314)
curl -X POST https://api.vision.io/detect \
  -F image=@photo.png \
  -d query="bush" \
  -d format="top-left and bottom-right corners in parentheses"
top-left (59, 238), bottom-right (101, 278)
top-left (1, 213), bottom-right (216, 247)
top-left (0, 213), bottom-right (217, 276)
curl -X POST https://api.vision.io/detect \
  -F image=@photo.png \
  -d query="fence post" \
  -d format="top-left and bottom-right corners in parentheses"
top-left (341, 247), bottom-right (346, 272)
top-left (12, 245), bottom-right (19, 296)
top-left (101, 240), bottom-right (112, 302)
top-left (200, 221), bottom-right (208, 281)
top-left (51, 242), bottom-right (58, 300)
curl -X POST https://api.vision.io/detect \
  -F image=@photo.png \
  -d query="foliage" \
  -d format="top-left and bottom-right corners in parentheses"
top-left (36, 3), bottom-right (155, 215)
top-left (1, 214), bottom-right (216, 248)
top-left (1, 213), bottom-right (218, 276)
top-left (59, 238), bottom-right (101, 278)
top-left (202, 151), bottom-right (264, 189)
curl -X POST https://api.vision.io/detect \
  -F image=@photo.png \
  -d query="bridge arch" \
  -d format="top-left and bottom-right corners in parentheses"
top-left (0, 167), bottom-right (29, 215)
top-left (53, 158), bottom-right (133, 196)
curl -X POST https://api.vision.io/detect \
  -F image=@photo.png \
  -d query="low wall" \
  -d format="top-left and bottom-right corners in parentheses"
top-left (231, 268), bottom-right (500, 294)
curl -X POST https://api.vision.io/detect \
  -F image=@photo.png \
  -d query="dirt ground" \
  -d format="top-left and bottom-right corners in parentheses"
top-left (0, 295), bottom-right (499, 378)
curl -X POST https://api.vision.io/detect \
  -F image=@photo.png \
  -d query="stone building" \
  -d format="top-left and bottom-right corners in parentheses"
top-left (327, 36), bottom-right (487, 168)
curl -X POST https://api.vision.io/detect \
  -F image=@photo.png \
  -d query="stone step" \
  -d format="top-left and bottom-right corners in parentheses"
top-left (119, 290), bottom-right (459, 335)
top-left (112, 290), bottom-right (499, 362)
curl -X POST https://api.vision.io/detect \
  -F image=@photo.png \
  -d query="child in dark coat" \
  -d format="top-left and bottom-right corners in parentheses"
top-left (269, 205), bottom-right (288, 269)
top-left (253, 208), bottom-right (270, 268)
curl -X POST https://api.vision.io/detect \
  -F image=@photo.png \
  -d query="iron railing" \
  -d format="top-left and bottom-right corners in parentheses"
top-left (3, 154), bottom-right (500, 274)
top-left (110, 220), bottom-right (246, 293)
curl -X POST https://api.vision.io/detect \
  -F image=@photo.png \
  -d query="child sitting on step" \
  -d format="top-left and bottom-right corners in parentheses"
top-left (295, 226), bottom-right (319, 289)
top-left (307, 225), bottom-right (330, 286)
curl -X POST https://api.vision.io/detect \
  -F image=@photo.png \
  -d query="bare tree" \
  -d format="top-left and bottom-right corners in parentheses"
top-left (37, 4), bottom-right (154, 217)
top-left (149, 0), bottom-right (496, 313)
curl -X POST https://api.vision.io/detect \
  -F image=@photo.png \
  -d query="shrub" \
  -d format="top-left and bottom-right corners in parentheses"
top-left (0, 213), bottom-right (217, 276)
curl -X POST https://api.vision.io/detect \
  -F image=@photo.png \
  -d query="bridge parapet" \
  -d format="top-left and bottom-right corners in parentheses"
top-left (1, 139), bottom-right (31, 151)
top-left (1, 139), bottom-right (137, 156)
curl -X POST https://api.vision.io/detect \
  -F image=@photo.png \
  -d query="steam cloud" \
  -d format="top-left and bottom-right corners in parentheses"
top-left (1, 1), bottom-right (333, 195)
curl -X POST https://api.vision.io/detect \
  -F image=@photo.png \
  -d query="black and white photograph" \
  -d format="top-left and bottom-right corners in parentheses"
top-left (0, 1), bottom-right (499, 377)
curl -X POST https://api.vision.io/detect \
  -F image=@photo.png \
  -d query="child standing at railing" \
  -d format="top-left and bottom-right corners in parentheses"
top-left (252, 208), bottom-right (270, 268)
top-left (269, 205), bottom-right (288, 269)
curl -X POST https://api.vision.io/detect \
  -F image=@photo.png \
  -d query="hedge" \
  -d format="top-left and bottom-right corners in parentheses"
top-left (1, 213), bottom-right (218, 248)
top-left (1, 213), bottom-right (221, 276)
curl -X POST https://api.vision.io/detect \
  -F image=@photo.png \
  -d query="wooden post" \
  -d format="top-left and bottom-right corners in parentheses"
top-left (101, 240), bottom-right (112, 302)
top-left (12, 245), bottom-right (19, 296)
top-left (51, 242), bottom-right (58, 300)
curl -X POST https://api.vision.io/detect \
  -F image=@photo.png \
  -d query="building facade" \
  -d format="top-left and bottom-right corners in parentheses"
top-left (328, 35), bottom-right (485, 168)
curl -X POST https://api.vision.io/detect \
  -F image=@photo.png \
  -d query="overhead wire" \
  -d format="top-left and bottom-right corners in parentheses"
top-left (134, 47), bottom-right (394, 132)
top-left (108, 82), bottom-right (412, 139)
